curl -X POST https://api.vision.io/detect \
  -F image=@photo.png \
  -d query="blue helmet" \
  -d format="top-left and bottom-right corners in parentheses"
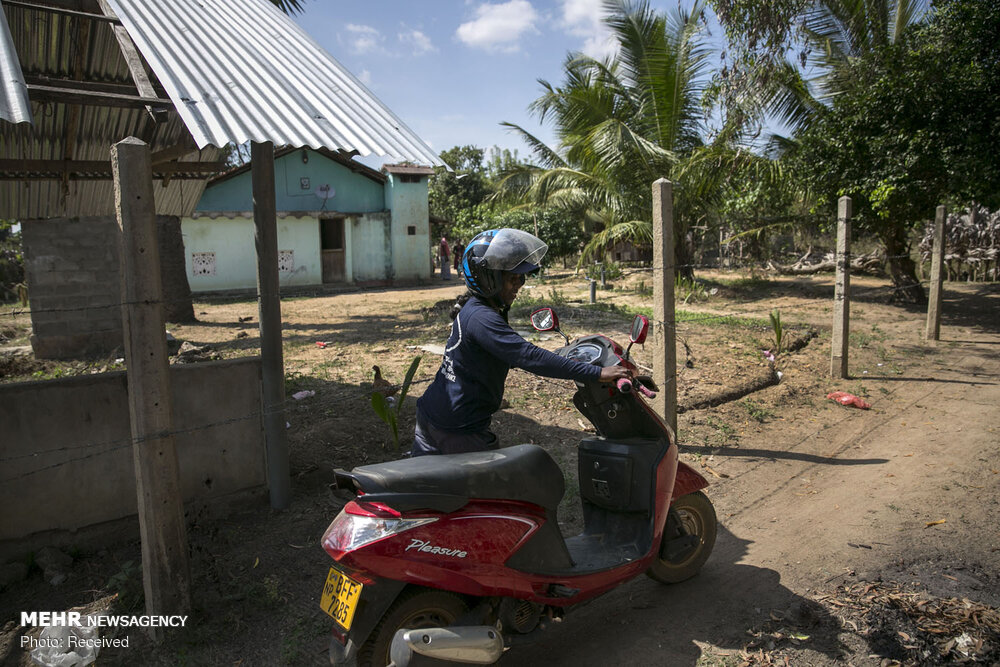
top-left (461, 229), bottom-right (548, 299)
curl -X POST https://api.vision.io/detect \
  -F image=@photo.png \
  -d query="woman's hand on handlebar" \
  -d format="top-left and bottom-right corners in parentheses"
top-left (599, 365), bottom-right (631, 383)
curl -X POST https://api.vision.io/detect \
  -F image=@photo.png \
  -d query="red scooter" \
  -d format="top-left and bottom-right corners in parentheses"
top-left (320, 310), bottom-right (716, 666)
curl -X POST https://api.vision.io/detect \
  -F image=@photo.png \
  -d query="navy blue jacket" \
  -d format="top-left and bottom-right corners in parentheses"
top-left (417, 296), bottom-right (603, 432)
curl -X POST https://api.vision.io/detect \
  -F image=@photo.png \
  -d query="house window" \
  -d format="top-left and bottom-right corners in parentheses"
top-left (407, 226), bottom-right (416, 236)
top-left (278, 250), bottom-right (294, 273)
top-left (400, 174), bottom-right (421, 183)
top-left (192, 252), bottom-right (216, 276)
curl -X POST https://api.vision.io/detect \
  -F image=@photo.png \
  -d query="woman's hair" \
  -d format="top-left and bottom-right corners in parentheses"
top-left (451, 289), bottom-right (509, 322)
top-left (450, 291), bottom-right (473, 320)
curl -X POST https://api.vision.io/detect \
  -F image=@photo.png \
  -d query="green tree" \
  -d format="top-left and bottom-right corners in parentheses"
top-left (788, 0), bottom-right (1000, 302)
top-left (428, 145), bottom-right (492, 235)
top-left (499, 0), bottom-right (728, 279)
top-left (708, 0), bottom-right (929, 137)
top-left (0, 220), bottom-right (24, 303)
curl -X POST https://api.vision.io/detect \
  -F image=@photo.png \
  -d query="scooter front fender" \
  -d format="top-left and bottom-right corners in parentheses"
top-left (671, 461), bottom-right (709, 500)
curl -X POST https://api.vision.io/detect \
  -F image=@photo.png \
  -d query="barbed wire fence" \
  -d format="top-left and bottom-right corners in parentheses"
top-left (0, 189), bottom-right (953, 493)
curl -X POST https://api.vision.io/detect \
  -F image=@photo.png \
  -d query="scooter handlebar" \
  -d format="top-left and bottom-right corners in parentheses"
top-left (616, 376), bottom-right (658, 399)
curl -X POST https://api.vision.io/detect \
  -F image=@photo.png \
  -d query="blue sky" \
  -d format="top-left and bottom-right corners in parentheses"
top-left (292, 1), bottom-right (725, 165)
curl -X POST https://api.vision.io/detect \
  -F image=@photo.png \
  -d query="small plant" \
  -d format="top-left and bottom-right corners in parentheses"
top-left (106, 560), bottom-right (143, 611)
top-left (768, 309), bottom-right (784, 355)
top-left (547, 287), bottom-right (567, 304)
top-left (676, 276), bottom-right (708, 304)
top-left (741, 398), bottom-right (775, 423)
top-left (370, 356), bottom-right (422, 451)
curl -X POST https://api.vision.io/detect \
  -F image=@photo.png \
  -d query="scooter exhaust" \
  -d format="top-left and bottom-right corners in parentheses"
top-left (388, 626), bottom-right (504, 666)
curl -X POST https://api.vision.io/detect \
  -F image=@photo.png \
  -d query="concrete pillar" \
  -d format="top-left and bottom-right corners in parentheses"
top-left (926, 205), bottom-right (947, 341)
top-left (251, 141), bottom-right (291, 510)
top-left (831, 197), bottom-right (851, 379)
top-left (652, 179), bottom-right (677, 437)
top-left (112, 137), bottom-right (191, 637)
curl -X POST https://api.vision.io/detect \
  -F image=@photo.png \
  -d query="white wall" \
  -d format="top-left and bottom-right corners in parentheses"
top-left (182, 215), bottom-right (321, 291)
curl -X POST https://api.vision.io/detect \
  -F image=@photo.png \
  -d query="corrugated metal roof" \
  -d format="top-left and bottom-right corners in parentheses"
top-left (0, 0), bottom-right (440, 220)
top-left (108, 0), bottom-right (442, 166)
top-left (0, 3), bottom-right (30, 124)
top-left (0, 1), bottom-right (216, 218)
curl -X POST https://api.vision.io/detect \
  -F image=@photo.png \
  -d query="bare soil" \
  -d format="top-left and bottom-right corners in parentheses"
top-left (2, 270), bottom-right (998, 666)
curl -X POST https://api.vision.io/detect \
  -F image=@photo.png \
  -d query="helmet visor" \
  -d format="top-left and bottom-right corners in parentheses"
top-left (482, 229), bottom-right (548, 272)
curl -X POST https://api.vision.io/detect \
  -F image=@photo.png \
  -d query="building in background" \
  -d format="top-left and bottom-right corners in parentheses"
top-left (182, 148), bottom-right (434, 291)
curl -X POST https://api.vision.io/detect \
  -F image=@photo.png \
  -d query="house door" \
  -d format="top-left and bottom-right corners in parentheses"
top-left (321, 218), bottom-right (345, 283)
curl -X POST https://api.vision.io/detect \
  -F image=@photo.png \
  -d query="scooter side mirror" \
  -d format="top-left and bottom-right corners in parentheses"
top-left (530, 307), bottom-right (558, 332)
top-left (530, 307), bottom-right (569, 344)
top-left (624, 314), bottom-right (649, 359)
top-left (630, 315), bottom-right (649, 345)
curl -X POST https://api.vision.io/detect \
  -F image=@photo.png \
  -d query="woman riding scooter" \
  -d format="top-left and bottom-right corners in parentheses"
top-left (413, 228), bottom-right (630, 456)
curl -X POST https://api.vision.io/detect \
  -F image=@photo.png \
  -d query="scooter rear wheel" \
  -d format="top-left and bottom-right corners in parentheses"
top-left (357, 588), bottom-right (468, 667)
top-left (646, 491), bottom-right (717, 584)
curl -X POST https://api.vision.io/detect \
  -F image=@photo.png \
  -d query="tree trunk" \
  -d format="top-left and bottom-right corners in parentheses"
top-left (675, 227), bottom-right (695, 281)
top-left (881, 223), bottom-right (926, 305)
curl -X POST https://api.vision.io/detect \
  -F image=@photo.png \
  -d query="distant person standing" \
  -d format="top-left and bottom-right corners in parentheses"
top-left (452, 240), bottom-right (465, 272)
top-left (439, 237), bottom-right (452, 280)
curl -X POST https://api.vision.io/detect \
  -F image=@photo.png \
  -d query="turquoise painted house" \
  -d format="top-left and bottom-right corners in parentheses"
top-left (181, 147), bottom-right (434, 291)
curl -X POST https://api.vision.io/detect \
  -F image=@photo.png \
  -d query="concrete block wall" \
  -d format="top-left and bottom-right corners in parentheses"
top-left (0, 358), bottom-right (266, 556)
top-left (22, 217), bottom-right (122, 359)
top-left (21, 216), bottom-right (194, 359)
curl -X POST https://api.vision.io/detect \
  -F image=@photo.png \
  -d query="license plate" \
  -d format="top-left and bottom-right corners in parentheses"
top-left (320, 567), bottom-right (363, 630)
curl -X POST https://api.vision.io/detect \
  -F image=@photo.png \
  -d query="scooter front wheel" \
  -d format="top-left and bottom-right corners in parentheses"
top-left (646, 491), bottom-right (717, 584)
top-left (357, 588), bottom-right (468, 667)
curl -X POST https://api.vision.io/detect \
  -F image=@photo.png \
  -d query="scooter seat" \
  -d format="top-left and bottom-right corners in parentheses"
top-left (343, 444), bottom-right (565, 513)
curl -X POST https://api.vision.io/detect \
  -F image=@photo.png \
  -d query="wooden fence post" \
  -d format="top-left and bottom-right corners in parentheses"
top-left (926, 205), bottom-right (947, 341)
top-left (831, 196), bottom-right (851, 379)
top-left (112, 137), bottom-right (191, 637)
top-left (251, 141), bottom-right (291, 510)
top-left (652, 179), bottom-right (677, 437)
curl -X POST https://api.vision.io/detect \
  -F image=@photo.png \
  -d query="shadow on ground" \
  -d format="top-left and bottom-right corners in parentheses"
top-left (501, 524), bottom-right (847, 666)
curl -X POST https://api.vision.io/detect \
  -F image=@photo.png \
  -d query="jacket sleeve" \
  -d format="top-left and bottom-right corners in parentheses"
top-left (471, 311), bottom-right (603, 381)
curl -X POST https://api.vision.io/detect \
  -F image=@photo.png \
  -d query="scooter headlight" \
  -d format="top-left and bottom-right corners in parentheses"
top-left (322, 501), bottom-right (437, 555)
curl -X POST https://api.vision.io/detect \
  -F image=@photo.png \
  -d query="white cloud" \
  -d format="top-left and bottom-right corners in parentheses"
top-left (358, 69), bottom-right (373, 86)
top-left (456, 0), bottom-right (540, 53)
top-left (559, 0), bottom-right (617, 60)
top-left (399, 28), bottom-right (437, 55)
top-left (344, 23), bottom-right (383, 55)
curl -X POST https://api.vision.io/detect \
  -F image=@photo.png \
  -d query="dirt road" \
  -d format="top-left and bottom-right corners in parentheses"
top-left (2, 275), bottom-right (997, 666)
top-left (505, 285), bottom-right (1000, 665)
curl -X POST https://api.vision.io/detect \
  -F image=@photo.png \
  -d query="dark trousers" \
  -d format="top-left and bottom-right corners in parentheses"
top-left (411, 411), bottom-right (499, 457)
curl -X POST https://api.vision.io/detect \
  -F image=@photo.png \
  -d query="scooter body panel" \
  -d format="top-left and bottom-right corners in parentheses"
top-left (329, 441), bottom-right (680, 608)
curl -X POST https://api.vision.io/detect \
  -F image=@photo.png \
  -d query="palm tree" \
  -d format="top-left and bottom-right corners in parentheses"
top-left (766, 0), bottom-right (930, 138)
top-left (268, 0), bottom-right (306, 15)
top-left (497, 0), bottom-right (725, 280)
